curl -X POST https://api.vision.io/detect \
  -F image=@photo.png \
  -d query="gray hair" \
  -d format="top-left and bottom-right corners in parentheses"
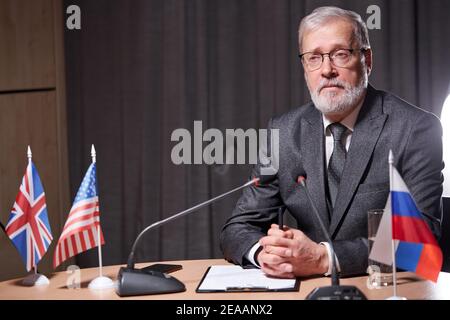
top-left (298, 6), bottom-right (370, 53)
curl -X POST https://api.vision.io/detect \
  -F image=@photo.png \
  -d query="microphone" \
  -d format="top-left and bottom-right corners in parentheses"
top-left (296, 176), bottom-right (367, 300)
top-left (116, 175), bottom-right (275, 297)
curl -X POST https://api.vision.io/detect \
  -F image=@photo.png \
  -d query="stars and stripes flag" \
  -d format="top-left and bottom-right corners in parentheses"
top-left (53, 163), bottom-right (104, 268)
top-left (369, 163), bottom-right (443, 282)
top-left (5, 161), bottom-right (53, 271)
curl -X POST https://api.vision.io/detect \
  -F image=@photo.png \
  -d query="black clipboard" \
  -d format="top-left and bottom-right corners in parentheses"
top-left (196, 266), bottom-right (300, 293)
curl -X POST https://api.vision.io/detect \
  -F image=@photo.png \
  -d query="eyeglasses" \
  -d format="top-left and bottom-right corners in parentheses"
top-left (299, 48), bottom-right (367, 71)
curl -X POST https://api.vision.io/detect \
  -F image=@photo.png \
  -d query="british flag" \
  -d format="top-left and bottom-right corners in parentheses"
top-left (54, 163), bottom-right (104, 268)
top-left (5, 161), bottom-right (53, 271)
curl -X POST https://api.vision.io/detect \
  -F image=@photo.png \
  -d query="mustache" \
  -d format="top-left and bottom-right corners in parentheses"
top-left (316, 78), bottom-right (349, 93)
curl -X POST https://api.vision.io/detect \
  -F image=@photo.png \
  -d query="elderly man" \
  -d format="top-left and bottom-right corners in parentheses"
top-left (220, 6), bottom-right (443, 278)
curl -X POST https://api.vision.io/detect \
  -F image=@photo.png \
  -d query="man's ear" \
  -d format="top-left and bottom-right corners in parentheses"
top-left (364, 48), bottom-right (373, 75)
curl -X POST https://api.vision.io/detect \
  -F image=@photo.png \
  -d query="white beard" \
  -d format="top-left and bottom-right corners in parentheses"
top-left (307, 71), bottom-right (368, 115)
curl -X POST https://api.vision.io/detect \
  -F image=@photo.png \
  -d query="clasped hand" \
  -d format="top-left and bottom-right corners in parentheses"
top-left (256, 224), bottom-right (329, 278)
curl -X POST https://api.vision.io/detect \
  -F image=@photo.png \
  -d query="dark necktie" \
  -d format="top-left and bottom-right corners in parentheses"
top-left (327, 123), bottom-right (347, 208)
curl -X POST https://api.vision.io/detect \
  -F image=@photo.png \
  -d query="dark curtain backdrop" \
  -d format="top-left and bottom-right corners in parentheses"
top-left (63, 0), bottom-right (450, 268)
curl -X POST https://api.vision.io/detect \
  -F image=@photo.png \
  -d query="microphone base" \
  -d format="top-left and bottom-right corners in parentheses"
top-left (116, 267), bottom-right (186, 297)
top-left (306, 285), bottom-right (367, 300)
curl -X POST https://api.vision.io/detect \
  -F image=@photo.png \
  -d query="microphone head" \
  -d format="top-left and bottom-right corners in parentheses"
top-left (253, 174), bottom-right (277, 186)
top-left (297, 175), bottom-right (306, 186)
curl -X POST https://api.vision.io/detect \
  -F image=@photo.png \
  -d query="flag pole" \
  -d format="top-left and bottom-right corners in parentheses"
top-left (27, 145), bottom-right (32, 164)
top-left (28, 146), bottom-right (37, 278)
top-left (91, 144), bottom-right (104, 278)
top-left (387, 150), bottom-right (406, 300)
top-left (389, 150), bottom-right (398, 296)
top-left (88, 144), bottom-right (114, 290)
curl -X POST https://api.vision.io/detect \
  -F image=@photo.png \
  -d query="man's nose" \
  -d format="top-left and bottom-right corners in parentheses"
top-left (321, 55), bottom-right (337, 78)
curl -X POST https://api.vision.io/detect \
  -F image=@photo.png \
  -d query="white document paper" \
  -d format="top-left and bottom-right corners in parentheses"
top-left (197, 265), bottom-right (297, 291)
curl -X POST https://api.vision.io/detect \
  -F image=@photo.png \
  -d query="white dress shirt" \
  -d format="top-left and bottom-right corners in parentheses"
top-left (246, 98), bottom-right (364, 276)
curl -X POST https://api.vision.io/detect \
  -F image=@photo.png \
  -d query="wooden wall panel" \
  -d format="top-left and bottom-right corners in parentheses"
top-left (0, 0), bottom-right (56, 91)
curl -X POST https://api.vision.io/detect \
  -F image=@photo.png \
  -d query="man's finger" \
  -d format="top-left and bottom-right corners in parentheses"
top-left (269, 225), bottom-right (296, 238)
top-left (268, 227), bottom-right (286, 237)
top-left (263, 245), bottom-right (292, 258)
top-left (258, 251), bottom-right (287, 265)
top-left (278, 262), bottom-right (293, 273)
top-left (268, 227), bottom-right (294, 239)
top-left (261, 263), bottom-right (295, 279)
top-left (259, 235), bottom-right (292, 247)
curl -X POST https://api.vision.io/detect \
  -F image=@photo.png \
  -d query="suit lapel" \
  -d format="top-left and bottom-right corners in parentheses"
top-left (300, 106), bottom-right (330, 230)
top-left (329, 86), bottom-right (388, 237)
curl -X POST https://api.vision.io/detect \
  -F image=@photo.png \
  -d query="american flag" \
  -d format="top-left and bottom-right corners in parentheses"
top-left (54, 163), bottom-right (104, 268)
top-left (5, 161), bottom-right (53, 271)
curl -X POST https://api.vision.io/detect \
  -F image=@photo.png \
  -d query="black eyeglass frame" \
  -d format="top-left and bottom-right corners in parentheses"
top-left (298, 48), bottom-right (368, 70)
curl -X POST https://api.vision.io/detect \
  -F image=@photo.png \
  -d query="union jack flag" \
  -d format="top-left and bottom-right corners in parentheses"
top-left (54, 163), bottom-right (104, 268)
top-left (5, 161), bottom-right (53, 271)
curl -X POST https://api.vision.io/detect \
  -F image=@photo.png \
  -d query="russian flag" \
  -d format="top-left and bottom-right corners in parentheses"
top-left (390, 166), bottom-right (443, 282)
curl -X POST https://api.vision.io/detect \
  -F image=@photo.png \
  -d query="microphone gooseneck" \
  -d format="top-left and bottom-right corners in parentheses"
top-left (297, 176), bottom-right (339, 286)
top-left (297, 176), bottom-right (366, 300)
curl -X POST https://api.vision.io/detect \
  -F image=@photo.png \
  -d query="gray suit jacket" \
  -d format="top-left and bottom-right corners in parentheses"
top-left (220, 85), bottom-right (444, 277)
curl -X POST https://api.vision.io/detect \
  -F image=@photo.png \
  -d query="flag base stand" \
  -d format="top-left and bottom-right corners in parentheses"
top-left (386, 295), bottom-right (407, 300)
top-left (22, 273), bottom-right (50, 286)
top-left (88, 276), bottom-right (115, 290)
